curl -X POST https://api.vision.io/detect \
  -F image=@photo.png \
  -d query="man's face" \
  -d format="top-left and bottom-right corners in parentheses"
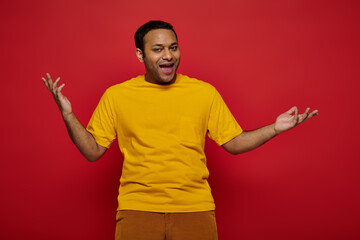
top-left (137, 29), bottom-right (180, 85)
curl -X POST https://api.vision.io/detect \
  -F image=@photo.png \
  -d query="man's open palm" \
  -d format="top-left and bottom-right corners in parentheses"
top-left (274, 106), bottom-right (318, 134)
top-left (42, 73), bottom-right (72, 116)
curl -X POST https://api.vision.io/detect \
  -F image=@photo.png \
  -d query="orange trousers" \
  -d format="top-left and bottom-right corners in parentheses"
top-left (115, 210), bottom-right (218, 240)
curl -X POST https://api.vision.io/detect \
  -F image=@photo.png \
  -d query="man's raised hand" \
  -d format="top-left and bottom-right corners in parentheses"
top-left (42, 73), bottom-right (72, 117)
top-left (274, 106), bottom-right (318, 134)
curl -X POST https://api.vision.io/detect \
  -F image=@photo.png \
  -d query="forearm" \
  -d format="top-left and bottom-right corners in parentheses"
top-left (222, 106), bottom-right (318, 155)
top-left (42, 74), bottom-right (106, 161)
top-left (62, 112), bottom-right (104, 162)
top-left (223, 123), bottom-right (278, 155)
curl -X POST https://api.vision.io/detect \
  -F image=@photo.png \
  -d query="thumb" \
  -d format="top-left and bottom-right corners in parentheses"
top-left (286, 106), bottom-right (297, 115)
top-left (56, 83), bottom-right (65, 97)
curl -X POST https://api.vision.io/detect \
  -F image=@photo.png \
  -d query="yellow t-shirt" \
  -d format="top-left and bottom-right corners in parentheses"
top-left (86, 74), bottom-right (242, 212)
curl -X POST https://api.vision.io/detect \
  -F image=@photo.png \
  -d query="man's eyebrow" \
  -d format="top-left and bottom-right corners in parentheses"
top-left (151, 42), bottom-right (178, 47)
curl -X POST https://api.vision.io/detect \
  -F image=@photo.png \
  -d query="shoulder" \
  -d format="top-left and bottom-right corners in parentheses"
top-left (103, 75), bottom-right (144, 96)
top-left (177, 74), bottom-right (216, 92)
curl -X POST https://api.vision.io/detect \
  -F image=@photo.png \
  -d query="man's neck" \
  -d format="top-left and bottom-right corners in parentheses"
top-left (144, 73), bottom-right (177, 85)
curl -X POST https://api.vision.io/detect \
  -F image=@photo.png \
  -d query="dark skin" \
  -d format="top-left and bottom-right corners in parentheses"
top-left (136, 29), bottom-right (180, 85)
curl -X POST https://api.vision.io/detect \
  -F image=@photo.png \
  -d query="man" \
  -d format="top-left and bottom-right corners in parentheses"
top-left (42, 20), bottom-right (318, 240)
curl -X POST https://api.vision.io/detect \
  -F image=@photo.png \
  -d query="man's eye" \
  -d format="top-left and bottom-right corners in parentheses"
top-left (153, 48), bottom-right (162, 52)
top-left (170, 46), bottom-right (178, 51)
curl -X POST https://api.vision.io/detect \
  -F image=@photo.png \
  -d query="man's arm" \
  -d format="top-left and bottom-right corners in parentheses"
top-left (222, 107), bottom-right (318, 155)
top-left (42, 73), bottom-right (107, 162)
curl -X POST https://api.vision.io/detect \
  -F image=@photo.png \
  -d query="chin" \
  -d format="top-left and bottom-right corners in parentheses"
top-left (161, 76), bottom-right (176, 84)
top-left (156, 73), bottom-right (175, 84)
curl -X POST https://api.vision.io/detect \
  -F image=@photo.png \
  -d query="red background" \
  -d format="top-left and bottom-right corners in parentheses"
top-left (1, 0), bottom-right (359, 239)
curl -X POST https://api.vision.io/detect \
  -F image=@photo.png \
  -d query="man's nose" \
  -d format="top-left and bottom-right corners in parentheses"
top-left (162, 49), bottom-right (173, 60)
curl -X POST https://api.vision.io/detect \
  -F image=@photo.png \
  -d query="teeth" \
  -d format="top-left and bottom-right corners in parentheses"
top-left (160, 63), bottom-right (174, 67)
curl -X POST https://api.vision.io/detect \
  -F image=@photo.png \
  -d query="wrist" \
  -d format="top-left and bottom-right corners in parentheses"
top-left (61, 111), bottom-right (73, 120)
top-left (272, 123), bottom-right (281, 136)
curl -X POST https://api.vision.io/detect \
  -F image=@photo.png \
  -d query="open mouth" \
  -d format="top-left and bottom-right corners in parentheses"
top-left (159, 62), bottom-right (175, 74)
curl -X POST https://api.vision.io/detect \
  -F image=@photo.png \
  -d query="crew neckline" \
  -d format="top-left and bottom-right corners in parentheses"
top-left (138, 74), bottom-right (183, 87)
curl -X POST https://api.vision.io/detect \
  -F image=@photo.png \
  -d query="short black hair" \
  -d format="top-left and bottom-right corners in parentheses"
top-left (134, 20), bottom-right (178, 55)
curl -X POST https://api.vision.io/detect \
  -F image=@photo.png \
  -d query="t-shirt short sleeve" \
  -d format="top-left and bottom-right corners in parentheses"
top-left (207, 88), bottom-right (243, 146)
top-left (86, 90), bottom-right (117, 148)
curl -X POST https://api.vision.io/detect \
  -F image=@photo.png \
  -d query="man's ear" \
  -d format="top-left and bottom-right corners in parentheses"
top-left (136, 48), bottom-right (144, 63)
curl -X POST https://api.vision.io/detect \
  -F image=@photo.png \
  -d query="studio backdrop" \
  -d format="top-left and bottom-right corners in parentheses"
top-left (0, 0), bottom-right (359, 239)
